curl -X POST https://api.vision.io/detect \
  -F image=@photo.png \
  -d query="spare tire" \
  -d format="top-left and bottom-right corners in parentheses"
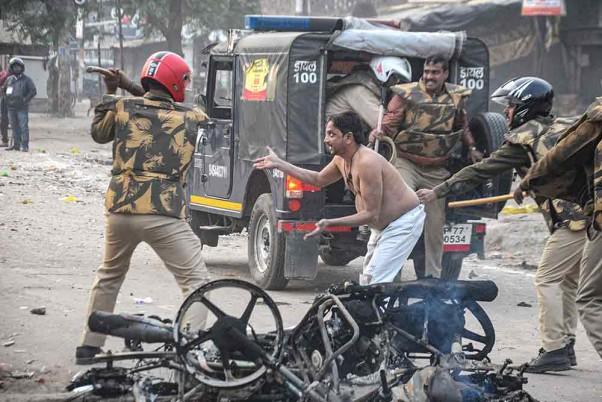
top-left (469, 112), bottom-right (513, 212)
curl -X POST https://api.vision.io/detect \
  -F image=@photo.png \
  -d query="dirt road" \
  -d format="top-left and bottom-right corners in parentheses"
top-left (0, 105), bottom-right (600, 401)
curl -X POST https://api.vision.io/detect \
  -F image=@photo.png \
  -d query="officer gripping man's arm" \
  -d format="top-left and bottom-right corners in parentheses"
top-left (419, 77), bottom-right (592, 373)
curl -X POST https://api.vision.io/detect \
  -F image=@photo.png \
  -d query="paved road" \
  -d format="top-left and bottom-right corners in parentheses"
top-left (0, 108), bottom-right (600, 401)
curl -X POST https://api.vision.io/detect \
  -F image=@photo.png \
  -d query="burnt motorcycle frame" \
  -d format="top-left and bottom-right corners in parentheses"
top-left (68, 279), bottom-right (528, 402)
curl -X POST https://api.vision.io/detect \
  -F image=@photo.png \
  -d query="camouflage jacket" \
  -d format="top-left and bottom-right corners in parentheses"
top-left (91, 91), bottom-right (207, 219)
top-left (520, 98), bottom-right (602, 232)
top-left (382, 80), bottom-right (471, 166)
top-left (434, 116), bottom-right (589, 232)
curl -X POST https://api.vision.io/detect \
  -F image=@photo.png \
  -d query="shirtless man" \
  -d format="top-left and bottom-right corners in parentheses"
top-left (254, 112), bottom-right (425, 284)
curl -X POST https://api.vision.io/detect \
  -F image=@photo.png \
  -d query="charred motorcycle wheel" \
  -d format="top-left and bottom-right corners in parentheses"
top-left (248, 194), bottom-right (288, 290)
top-left (174, 279), bottom-right (284, 389)
top-left (461, 300), bottom-right (495, 361)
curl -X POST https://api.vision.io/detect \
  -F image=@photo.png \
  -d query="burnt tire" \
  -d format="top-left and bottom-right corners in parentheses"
top-left (469, 112), bottom-right (513, 212)
top-left (248, 194), bottom-right (288, 290)
top-left (319, 248), bottom-right (356, 267)
top-left (462, 301), bottom-right (495, 361)
top-left (441, 253), bottom-right (464, 281)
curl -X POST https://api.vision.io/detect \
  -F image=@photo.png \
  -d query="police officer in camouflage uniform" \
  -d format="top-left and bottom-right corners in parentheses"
top-left (517, 97), bottom-right (602, 359)
top-left (371, 55), bottom-right (483, 278)
top-left (417, 77), bottom-right (588, 373)
top-left (76, 51), bottom-right (210, 364)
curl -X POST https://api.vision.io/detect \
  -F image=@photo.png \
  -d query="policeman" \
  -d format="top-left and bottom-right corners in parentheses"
top-left (76, 51), bottom-right (210, 364)
top-left (326, 56), bottom-right (412, 134)
top-left (417, 77), bottom-right (588, 373)
top-left (518, 97), bottom-right (602, 359)
top-left (372, 55), bottom-right (482, 278)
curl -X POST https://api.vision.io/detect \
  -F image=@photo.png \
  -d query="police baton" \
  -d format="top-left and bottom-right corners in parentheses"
top-left (86, 66), bottom-right (115, 78)
top-left (373, 86), bottom-right (387, 153)
top-left (447, 192), bottom-right (528, 208)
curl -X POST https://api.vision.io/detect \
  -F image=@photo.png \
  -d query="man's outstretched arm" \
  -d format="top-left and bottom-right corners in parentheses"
top-left (254, 146), bottom-right (342, 188)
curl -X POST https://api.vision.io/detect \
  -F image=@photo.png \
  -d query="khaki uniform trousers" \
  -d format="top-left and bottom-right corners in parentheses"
top-left (578, 230), bottom-right (602, 357)
top-left (394, 157), bottom-right (449, 278)
top-left (535, 226), bottom-right (584, 351)
top-left (81, 213), bottom-right (210, 347)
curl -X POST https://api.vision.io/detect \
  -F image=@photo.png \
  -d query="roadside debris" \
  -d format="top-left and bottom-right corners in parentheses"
top-left (519, 261), bottom-right (538, 270)
top-left (517, 301), bottom-right (533, 307)
top-left (10, 371), bottom-right (35, 379)
top-left (61, 195), bottom-right (81, 203)
top-left (30, 307), bottom-right (47, 315)
top-left (133, 297), bottom-right (153, 305)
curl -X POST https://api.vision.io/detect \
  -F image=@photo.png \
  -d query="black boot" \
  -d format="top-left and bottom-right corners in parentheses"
top-left (75, 345), bottom-right (104, 365)
top-left (566, 339), bottom-right (577, 366)
top-left (524, 347), bottom-right (571, 373)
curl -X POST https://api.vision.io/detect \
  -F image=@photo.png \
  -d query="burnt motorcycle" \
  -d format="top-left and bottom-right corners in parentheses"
top-left (67, 278), bottom-right (537, 401)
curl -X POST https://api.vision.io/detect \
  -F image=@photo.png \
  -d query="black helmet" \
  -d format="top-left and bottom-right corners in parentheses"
top-left (8, 57), bottom-right (25, 73)
top-left (491, 77), bottom-right (553, 129)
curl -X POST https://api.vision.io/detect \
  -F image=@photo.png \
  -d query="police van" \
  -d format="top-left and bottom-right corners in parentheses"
top-left (189, 15), bottom-right (510, 289)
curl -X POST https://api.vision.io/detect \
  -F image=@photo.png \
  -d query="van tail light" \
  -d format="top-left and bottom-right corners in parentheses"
top-left (288, 199), bottom-right (301, 212)
top-left (474, 223), bottom-right (486, 234)
top-left (285, 175), bottom-right (320, 199)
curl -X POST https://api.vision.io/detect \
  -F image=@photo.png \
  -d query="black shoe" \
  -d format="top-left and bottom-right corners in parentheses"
top-left (5, 145), bottom-right (19, 151)
top-left (566, 339), bottom-right (577, 366)
top-left (75, 345), bottom-right (104, 365)
top-left (525, 347), bottom-right (571, 373)
top-left (20, 147), bottom-right (28, 152)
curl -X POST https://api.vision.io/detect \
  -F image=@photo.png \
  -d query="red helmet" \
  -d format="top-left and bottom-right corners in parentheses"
top-left (140, 51), bottom-right (191, 102)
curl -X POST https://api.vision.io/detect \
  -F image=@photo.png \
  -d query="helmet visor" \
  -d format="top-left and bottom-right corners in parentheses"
top-left (490, 78), bottom-right (519, 106)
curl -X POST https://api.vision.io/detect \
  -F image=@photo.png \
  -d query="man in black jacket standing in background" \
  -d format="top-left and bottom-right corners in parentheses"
top-left (4, 57), bottom-right (37, 152)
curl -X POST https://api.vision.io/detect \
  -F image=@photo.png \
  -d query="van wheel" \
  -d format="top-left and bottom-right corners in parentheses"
top-left (441, 253), bottom-right (464, 281)
top-left (319, 249), bottom-right (356, 266)
top-left (248, 194), bottom-right (288, 290)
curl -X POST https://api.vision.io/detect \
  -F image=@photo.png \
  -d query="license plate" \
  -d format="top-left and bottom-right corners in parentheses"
top-left (443, 224), bottom-right (472, 252)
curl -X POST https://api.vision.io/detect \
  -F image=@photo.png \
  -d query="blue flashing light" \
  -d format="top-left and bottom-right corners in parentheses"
top-left (244, 15), bottom-right (343, 33)
top-left (245, 15), bottom-right (311, 31)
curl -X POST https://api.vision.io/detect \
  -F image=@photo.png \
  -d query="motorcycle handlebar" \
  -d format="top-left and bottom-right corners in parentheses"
top-left (88, 311), bottom-right (174, 344)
